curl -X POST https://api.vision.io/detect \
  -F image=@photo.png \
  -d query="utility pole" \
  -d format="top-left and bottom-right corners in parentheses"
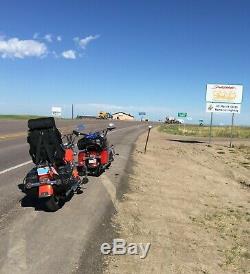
top-left (71, 104), bottom-right (74, 120)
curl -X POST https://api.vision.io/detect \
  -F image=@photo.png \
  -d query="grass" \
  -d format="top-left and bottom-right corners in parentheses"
top-left (0, 114), bottom-right (45, 120)
top-left (159, 124), bottom-right (250, 138)
top-left (191, 207), bottom-right (249, 272)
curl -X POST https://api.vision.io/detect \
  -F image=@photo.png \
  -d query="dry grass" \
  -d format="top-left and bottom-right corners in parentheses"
top-left (159, 124), bottom-right (250, 138)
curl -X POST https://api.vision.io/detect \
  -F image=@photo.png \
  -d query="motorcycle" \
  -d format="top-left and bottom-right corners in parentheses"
top-left (75, 123), bottom-right (116, 176)
top-left (24, 117), bottom-right (83, 212)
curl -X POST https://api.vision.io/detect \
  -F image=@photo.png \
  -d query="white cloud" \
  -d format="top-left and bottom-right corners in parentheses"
top-left (74, 35), bottom-right (99, 49)
top-left (62, 50), bottom-right (76, 59)
top-left (57, 36), bottom-right (62, 42)
top-left (44, 34), bottom-right (53, 42)
top-left (0, 37), bottom-right (47, 59)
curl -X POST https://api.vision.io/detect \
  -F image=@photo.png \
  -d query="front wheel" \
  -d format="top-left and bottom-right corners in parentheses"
top-left (43, 195), bottom-right (62, 212)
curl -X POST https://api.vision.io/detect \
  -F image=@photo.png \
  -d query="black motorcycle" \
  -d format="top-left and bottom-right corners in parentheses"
top-left (75, 123), bottom-right (116, 176)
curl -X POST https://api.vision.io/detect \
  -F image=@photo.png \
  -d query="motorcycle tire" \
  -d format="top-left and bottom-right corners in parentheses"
top-left (95, 165), bottom-right (104, 177)
top-left (44, 195), bottom-right (63, 212)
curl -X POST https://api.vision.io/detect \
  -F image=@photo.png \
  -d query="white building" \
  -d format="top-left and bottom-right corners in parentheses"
top-left (112, 112), bottom-right (134, 121)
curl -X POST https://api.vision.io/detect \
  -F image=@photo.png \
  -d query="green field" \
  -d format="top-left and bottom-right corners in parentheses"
top-left (159, 124), bottom-right (250, 138)
top-left (0, 115), bottom-right (45, 120)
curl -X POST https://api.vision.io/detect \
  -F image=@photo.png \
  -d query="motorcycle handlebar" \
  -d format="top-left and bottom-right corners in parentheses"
top-left (73, 126), bottom-right (114, 138)
top-left (73, 130), bottom-right (86, 136)
top-left (62, 132), bottom-right (77, 146)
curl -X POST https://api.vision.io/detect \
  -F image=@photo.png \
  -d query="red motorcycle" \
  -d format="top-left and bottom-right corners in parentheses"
top-left (74, 123), bottom-right (116, 176)
top-left (24, 117), bottom-right (82, 212)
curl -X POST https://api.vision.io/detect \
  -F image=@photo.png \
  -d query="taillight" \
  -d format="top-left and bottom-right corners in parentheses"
top-left (38, 174), bottom-right (50, 184)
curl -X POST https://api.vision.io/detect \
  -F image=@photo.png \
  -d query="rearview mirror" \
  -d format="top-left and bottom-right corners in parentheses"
top-left (76, 124), bottom-right (85, 132)
top-left (73, 130), bottom-right (80, 136)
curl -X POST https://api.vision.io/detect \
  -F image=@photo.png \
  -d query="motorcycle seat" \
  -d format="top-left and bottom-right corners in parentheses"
top-left (77, 134), bottom-right (107, 151)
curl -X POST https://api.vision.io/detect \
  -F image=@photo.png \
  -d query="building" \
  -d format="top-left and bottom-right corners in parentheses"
top-left (112, 112), bottom-right (134, 121)
top-left (76, 115), bottom-right (97, 119)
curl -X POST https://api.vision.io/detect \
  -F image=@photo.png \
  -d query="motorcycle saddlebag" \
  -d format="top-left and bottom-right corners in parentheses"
top-left (25, 168), bottom-right (38, 185)
top-left (24, 168), bottom-right (39, 195)
top-left (100, 149), bottom-right (109, 164)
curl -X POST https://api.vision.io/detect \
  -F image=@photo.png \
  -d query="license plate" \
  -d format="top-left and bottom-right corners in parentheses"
top-left (39, 185), bottom-right (53, 198)
top-left (89, 159), bottom-right (96, 164)
top-left (37, 167), bottom-right (50, 176)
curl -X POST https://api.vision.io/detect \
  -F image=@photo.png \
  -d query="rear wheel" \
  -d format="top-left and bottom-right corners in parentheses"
top-left (44, 195), bottom-right (62, 212)
top-left (94, 165), bottom-right (103, 177)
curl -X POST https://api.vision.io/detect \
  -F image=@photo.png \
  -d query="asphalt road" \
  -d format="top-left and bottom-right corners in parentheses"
top-left (0, 119), bottom-right (147, 274)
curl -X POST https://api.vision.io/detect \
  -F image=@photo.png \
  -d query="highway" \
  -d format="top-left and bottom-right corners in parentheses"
top-left (0, 119), bottom-right (146, 274)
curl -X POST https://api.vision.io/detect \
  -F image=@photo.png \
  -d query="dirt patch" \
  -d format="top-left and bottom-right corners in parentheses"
top-left (104, 128), bottom-right (250, 274)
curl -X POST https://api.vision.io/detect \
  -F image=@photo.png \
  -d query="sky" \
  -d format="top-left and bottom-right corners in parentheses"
top-left (0, 0), bottom-right (249, 125)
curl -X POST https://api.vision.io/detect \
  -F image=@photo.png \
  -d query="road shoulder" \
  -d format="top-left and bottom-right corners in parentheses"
top-left (74, 125), bottom-right (145, 274)
top-left (103, 128), bottom-right (250, 274)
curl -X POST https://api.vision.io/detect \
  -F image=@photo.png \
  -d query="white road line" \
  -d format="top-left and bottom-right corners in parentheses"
top-left (0, 160), bottom-right (32, 176)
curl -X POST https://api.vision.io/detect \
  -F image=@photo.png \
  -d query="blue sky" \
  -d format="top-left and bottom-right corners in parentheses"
top-left (0, 0), bottom-right (249, 124)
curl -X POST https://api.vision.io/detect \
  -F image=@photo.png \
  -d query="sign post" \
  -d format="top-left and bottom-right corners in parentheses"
top-left (144, 125), bottom-right (152, 153)
top-left (139, 112), bottom-right (146, 122)
top-left (206, 84), bottom-right (243, 146)
top-left (229, 113), bottom-right (235, 148)
top-left (209, 112), bottom-right (213, 144)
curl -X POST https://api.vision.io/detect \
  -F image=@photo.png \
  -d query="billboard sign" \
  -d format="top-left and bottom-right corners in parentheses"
top-left (51, 107), bottom-right (62, 117)
top-left (178, 112), bottom-right (187, 117)
top-left (206, 102), bottom-right (241, 114)
top-left (139, 112), bottom-right (146, 116)
top-left (206, 84), bottom-right (243, 104)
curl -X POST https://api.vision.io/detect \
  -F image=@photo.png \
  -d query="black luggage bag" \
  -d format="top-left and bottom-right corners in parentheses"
top-left (27, 117), bottom-right (65, 165)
